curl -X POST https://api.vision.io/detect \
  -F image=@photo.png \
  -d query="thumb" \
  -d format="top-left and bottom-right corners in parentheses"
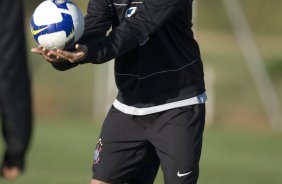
top-left (75, 44), bottom-right (88, 53)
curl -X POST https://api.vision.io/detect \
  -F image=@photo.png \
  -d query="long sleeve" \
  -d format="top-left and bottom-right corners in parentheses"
top-left (85, 0), bottom-right (190, 64)
top-left (79, 0), bottom-right (112, 43)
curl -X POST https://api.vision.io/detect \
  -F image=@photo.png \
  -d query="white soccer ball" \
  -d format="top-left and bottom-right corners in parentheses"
top-left (31, 0), bottom-right (84, 50)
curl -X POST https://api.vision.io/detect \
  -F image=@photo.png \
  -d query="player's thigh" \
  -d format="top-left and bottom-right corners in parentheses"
top-left (92, 141), bottom-right (159, 183)
top-left (126, 143), bottom-right (160, 184)
top-left (92, 107), bottom-right (159, 183)
top-left (152, 104), bottom-right (206, 184)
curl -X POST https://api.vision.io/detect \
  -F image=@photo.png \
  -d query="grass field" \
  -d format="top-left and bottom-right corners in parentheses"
top-left (1, 120), bottom-right (282, 184)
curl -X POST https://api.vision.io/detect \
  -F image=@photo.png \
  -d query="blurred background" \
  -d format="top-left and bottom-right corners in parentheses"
top-left (1, 0), bottom-right (282, 183)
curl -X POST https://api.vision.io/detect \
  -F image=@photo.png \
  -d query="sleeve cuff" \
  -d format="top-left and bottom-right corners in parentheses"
top-left (51, 61), bottom-right (79, 71)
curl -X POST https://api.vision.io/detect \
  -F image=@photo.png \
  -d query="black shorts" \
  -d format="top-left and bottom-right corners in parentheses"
top-left (92, 104), bottom-right (205, 184)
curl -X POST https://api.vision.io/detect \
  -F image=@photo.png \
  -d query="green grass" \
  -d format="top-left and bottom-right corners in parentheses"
top-left (1, 120), bottom-right (282, 184)
top-left (199, 127), bottom-right (282, 184)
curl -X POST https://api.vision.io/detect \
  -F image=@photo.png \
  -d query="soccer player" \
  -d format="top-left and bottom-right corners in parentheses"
top-left (32, 0), bottom-right (206, 183)
top-left (0, 0), bottom-right (33, 180)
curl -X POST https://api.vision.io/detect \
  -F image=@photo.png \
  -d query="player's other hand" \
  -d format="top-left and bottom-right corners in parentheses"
top-left (31, 44), bottom-right (88, 63)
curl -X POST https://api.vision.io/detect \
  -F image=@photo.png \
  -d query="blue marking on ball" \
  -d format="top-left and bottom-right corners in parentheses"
top-left (31, 12), bottom-right (75, 46)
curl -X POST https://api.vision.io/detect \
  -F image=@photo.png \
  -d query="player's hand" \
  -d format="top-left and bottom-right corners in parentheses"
top-left (31, 44), bottom-right (88, 63)
top-left (31, 46), bottom-right (65, 63)
top-left (49, 44), bottom-right (88, 63)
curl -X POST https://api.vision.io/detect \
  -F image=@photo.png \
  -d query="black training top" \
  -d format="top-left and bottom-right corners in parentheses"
top-left (53, 0), bottom-right (205, 108)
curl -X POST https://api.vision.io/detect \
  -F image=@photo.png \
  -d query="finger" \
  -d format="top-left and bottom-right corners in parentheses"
top-left (50, 50), bottom-right (71, 61)
top-left (39, 50), bottom-right (60, 62)
top-left (31, 48), bottom-right (43, 54)
top-left (47, 50), bottom-right (65, 61)
top-left (47, 50), bottom-right (54, 57)
top-left (41, 53), bottom-right (57, 62)
top-left (56, 50), bottom-right (77, 63)
top-left (47, 50), bottom-right (64, 59)
top-left (74, 51), bottom-right (86, 58)
top-left (47, 54), bottom-right (63, 62)
top-left (49, 50), bottom-right (64, 58)
top-left (30, 46), bottom-right (58, 62)
top-left (57, 49), bottom-right (74, 58)
top-left (42, 47), bottom-right (50, 55)
top-left (32, 48), bottom-right (51, 58)
top-left (47, 58), bottom-right (58, 62)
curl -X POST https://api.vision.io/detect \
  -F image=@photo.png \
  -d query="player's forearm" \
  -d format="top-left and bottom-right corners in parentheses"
top-left (84, 23), bottom-right (139, 64)
top-left (82, 0), bottom-right (188, 64)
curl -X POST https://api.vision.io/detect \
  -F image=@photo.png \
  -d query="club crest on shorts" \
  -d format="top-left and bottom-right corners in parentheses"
top-left (93, 138), bottom-right (103, 165)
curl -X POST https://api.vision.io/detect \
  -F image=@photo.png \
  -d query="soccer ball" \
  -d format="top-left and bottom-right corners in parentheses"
top-left (31, 0), bottom-right (84, 50)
